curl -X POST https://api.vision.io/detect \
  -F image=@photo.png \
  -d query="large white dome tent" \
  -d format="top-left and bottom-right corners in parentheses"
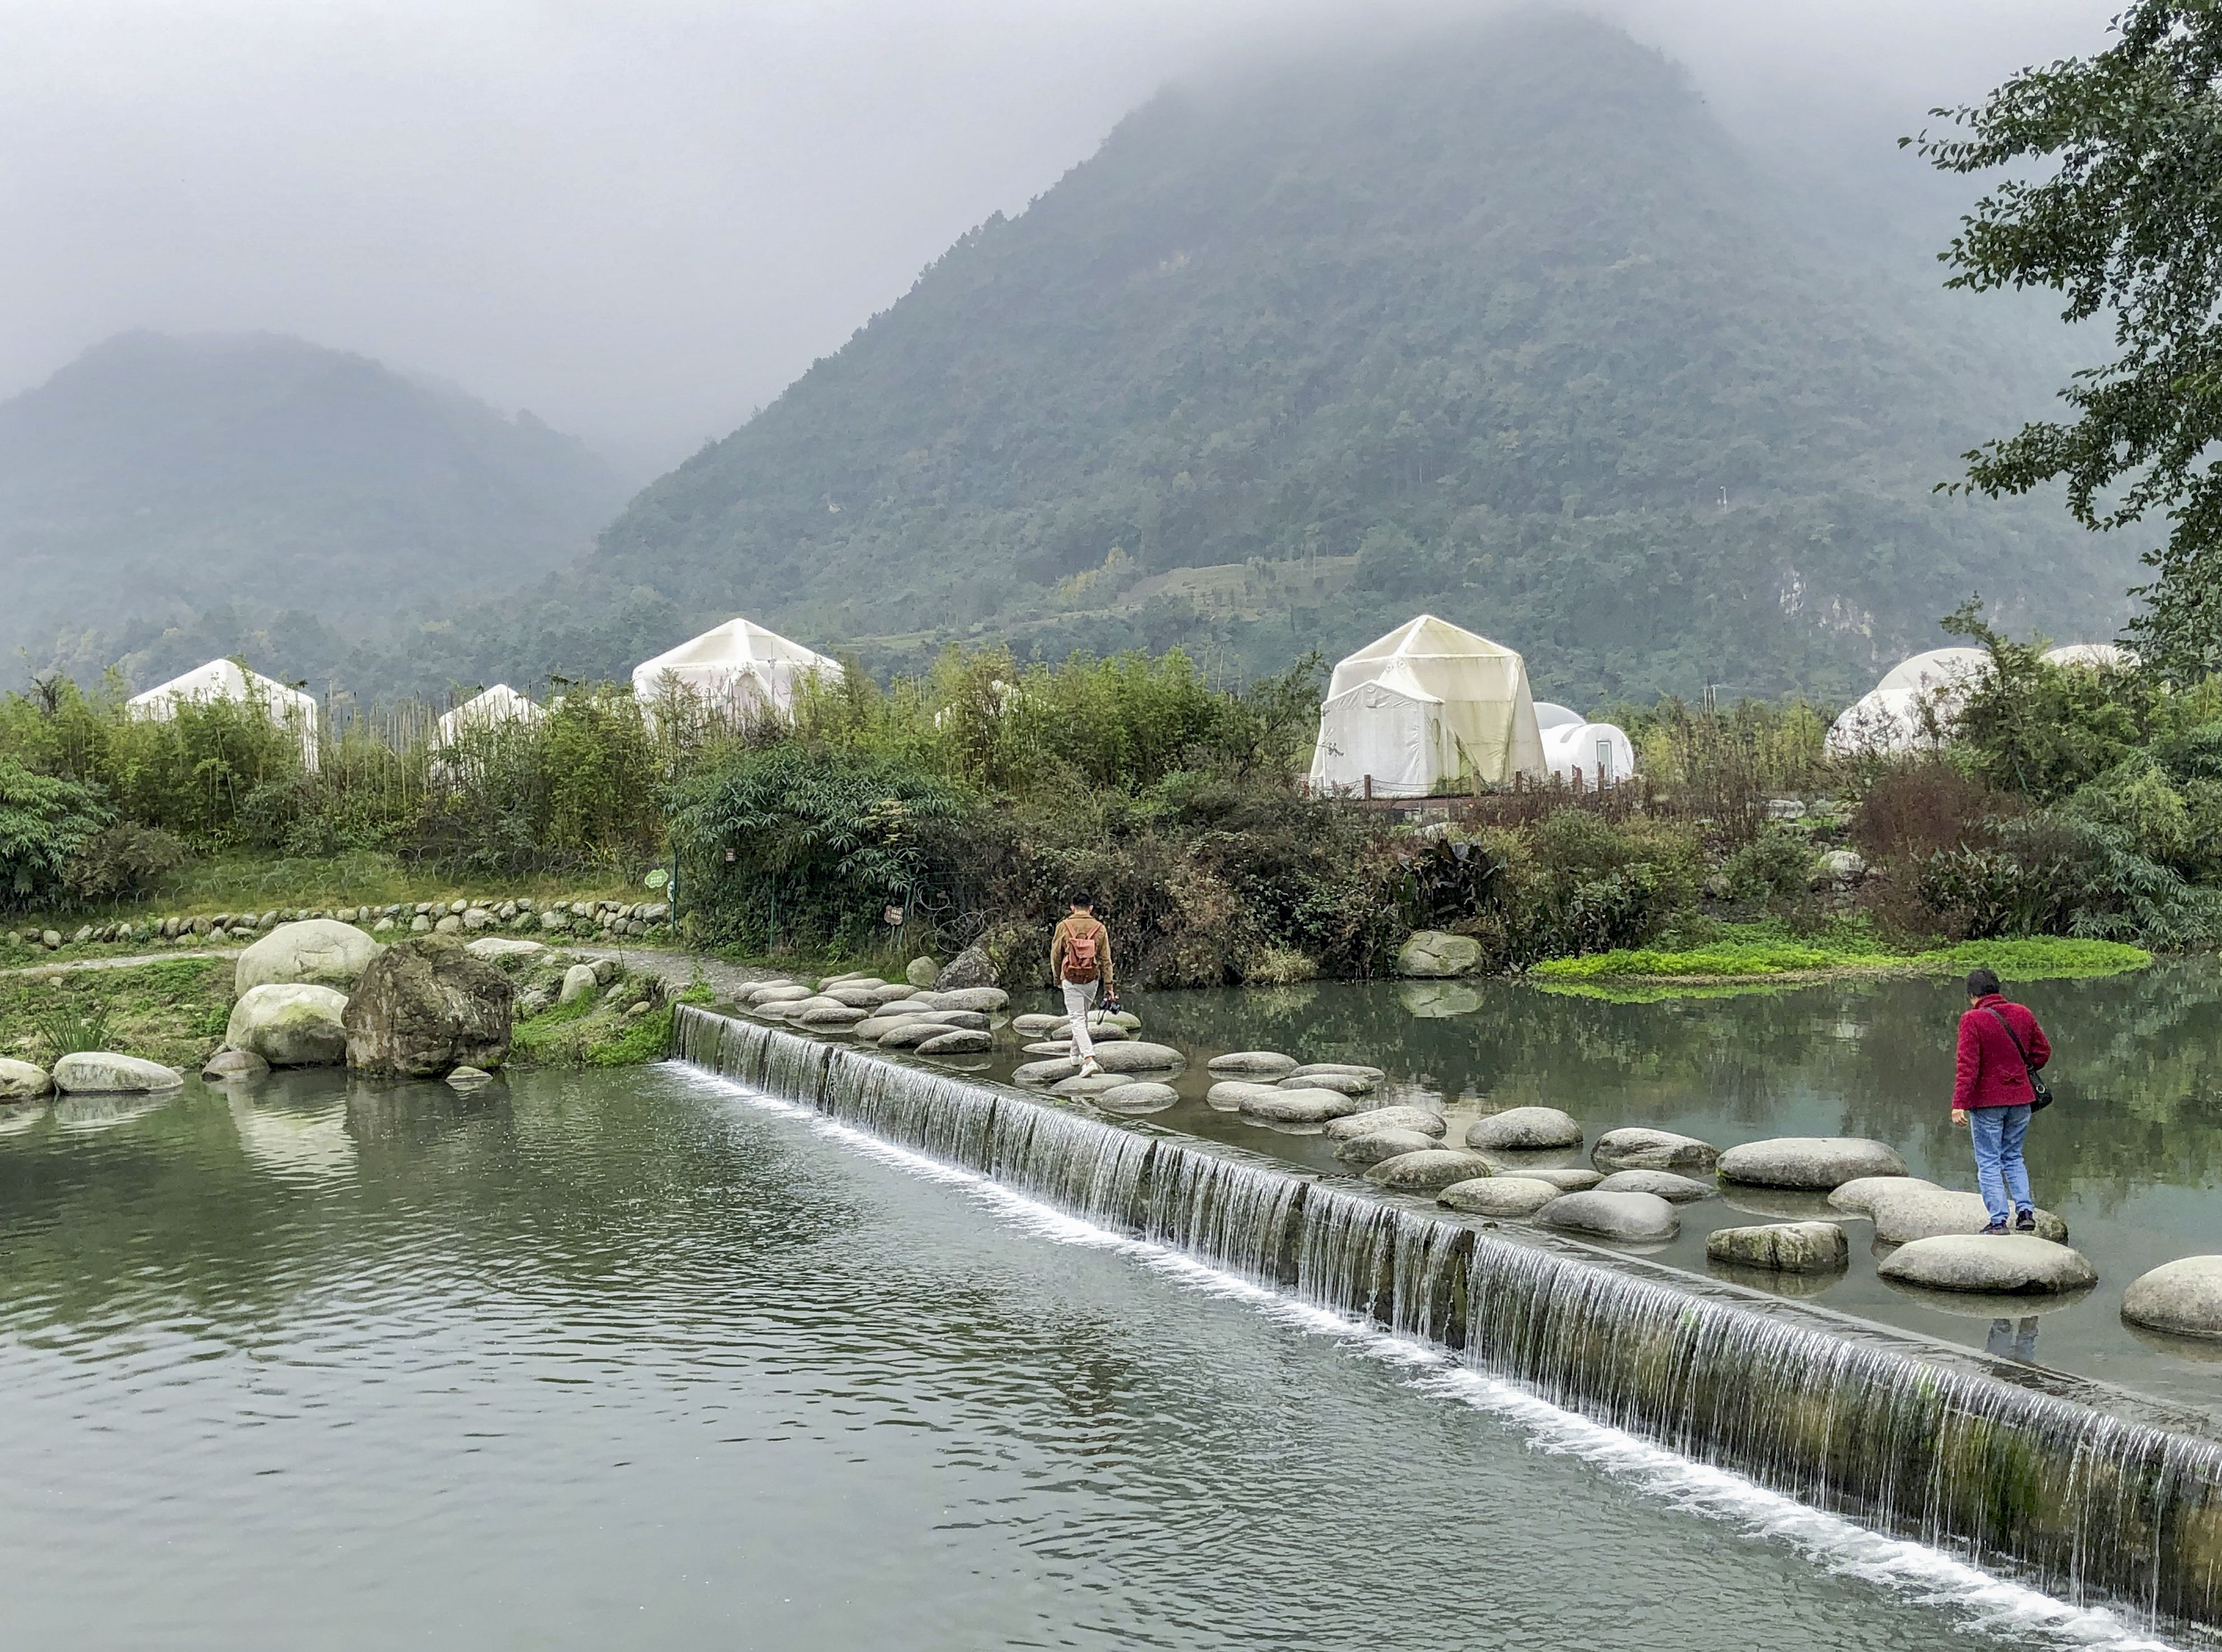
top-left (631, 618), bottom-right (842, 722)
top-left (1542, 720), bottom-right (1636, 787)
top-left (1827, 639), bottom-right (2137, 756)
top-left (1307, 615), bottom-right (1547, 797)
top-left (435, 684), bottom-right (544, 746)
top-left (126, 659), bottom-right (319, 771)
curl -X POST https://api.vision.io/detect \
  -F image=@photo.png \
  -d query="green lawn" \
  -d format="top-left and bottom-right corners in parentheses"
top-left (1529, 934), bottom-right (2154, 984)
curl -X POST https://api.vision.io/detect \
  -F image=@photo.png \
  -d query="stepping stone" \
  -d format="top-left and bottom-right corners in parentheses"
top-left (794, 1005), bottom-right (870, 1027)
top-left (1051, 1072), bottom-right (1131, 1097)
top-left (1239, 1088), bottom-right (1364, 1124)
top-left (864, 983), bottom-right (918, 1005)
top-left (1324, 1105), bottom-right (1445, 1140)
top-left (51, 1053), bottom-right (185, 1094)
top-left (1364, 1149), bottom-right (1494, 1192)
top-left (1291, 1062), bottom-right (1386, 1081)
top-left (1278, 1071), bottom-right (1373, 1095)
top-left (1504, 1165), bottom-right (1603, 1192)
top-left (1092, 1082), bottom-right (1178, 1113)
top-left (1717, 1137), bottom-right (1908, 1191)
top-left (1438, 1177), bottom-right (1560, 1217)
top-left (824, 985), bottom-right (890, 1008)
top-left (1333, 1128), bottom-right (1441, 1166)
top-left (1089, 1042), bottom-right (1184, 1074)
top-left (1207, 1051), bottom-right (1297, 1077)
top-left (1536, 1190), bottom-right (1679, 1243)
top-left (1707, 1222), bottom-right (1848, 1273)
top-left (1014, 1058), bottom-right (1080, 1085)
top-left (1862, 1182), bottom-right (2067, 1244)
top-left (917, 988), bottom-right (1009, 1013)
top-left (1876, 1234), bottom-right (2098, 1295)
top-left (2122, 1257), bottom-right (2222, 1341)
top-left (1595, 1169), bottom-right (1715, 1202)
top-left (1825, 1176), bottom-right (1912, 1217)
top-left (917, 1029), bottom-right (992, 1054)
top-left (1206, 1080), bottom-right (1280, 1112)
top-left (1466, 1106), bottom-right (1582, 1150)
top-left (1023, 1041), bottom-right (1074, 1057)
top-left (1011, 1013), bottom-right (1068, 1035)
top-left (1592, 1128), bottom-right (1718, 1174)
top-left (749, 983), bottom-right (813, 1004)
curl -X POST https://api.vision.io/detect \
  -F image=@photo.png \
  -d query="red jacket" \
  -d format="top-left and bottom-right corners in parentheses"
top-left (1953, 995), bottom-right (2051, 1110)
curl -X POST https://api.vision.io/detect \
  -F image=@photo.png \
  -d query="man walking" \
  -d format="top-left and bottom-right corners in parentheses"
top-left (1951, 967), bottom-right (2051, 1234)
top-left (1049, 893), bottom-right (1115, 1078)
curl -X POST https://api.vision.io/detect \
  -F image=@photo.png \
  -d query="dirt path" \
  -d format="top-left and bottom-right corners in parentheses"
top-left (2, 950), bottom-right (227, 978)
top-left (571, 945), bottom-right (781, 1001)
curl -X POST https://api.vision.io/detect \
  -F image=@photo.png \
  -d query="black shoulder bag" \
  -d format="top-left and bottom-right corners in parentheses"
top-left (1985, 1006), bottom-right (2053, 1111)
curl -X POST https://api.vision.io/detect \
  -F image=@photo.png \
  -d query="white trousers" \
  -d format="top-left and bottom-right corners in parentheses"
top-left (1061, 979), bottom-right (1100, 1059)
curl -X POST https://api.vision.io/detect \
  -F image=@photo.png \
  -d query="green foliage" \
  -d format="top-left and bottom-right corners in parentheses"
top-left (0, 758), bottom-right (111, 911)
top-left (32, 1000), bottom-right (112, 1061)
top-left (1530, 931), bottom-right (2151, 981)
top-left (1919, 814), bottom-right (2222, 949)
top-left (1613, 697), bottom-right (1834, 841)
top-left (1718, 825), bottom-right (1813, 909)
top-left (62, 823), bottom-right (188, 903)
top-left (1911, 3), bottom-right (2222, 680)
top-left (1940, 602), bottom-right (2150, 800)
top-left (1436, 813), bottom-right (1703, 972)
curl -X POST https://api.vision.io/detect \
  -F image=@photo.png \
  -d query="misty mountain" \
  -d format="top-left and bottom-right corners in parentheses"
top-left (0, 331), bottom-right (629, 675)
top-left (580, 10), bottom-right (2131, 704)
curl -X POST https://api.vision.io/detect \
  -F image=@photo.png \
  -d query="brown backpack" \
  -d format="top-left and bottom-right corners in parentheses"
top-left (1063, 927), bottom-right (1100, 983)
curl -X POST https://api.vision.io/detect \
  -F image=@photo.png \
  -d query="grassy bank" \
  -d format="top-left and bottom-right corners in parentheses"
top-left (1529, 931), bottom-right (2153, 987)
top-left (0, 956), bottom-right (234, 1070)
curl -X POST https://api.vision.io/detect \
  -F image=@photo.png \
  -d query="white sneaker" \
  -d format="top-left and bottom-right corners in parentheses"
top-left (1079, 1057), bottom-right (1102, 1077)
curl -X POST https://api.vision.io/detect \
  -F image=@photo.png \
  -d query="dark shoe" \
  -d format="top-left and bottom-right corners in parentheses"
top-left (1982, 1218), bottom-right (2011, 1235)
top-left (2015, 1208), bottom-right (2038, 1233)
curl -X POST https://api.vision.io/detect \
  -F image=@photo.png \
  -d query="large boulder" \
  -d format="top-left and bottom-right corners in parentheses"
top-left (0, 1057), bottom-right (52, 1100)
top-left (1717, 1137), bottom-right (1908, 1191)
top-left (1365, 1148), bottom-right (1493, 1192)
top-left (2122, 1257), bottom-right (2222, 1341)
top-left (932, 945), bottom-right (997, 991)
top-left (1325, 1105), bottom-right (1446, 1141)
top-left (905, 956), bottom-right (940, 988)
top-left (1861, 1182), bottom-right (2068, 1244)
top-left (1877, 1234), bottom-right (2098, 1295)
top-left (343, 937), bottom-right (514, 1077)
top-left (558, 964), bottom-right (599, 1006)
top-left (50, 1052), bottom-right (184, 1093)
top-left (1594, 1169), bottom-right (1715, 1203)
top-left (234, 918), bottom-right (384, 997)
top-left (1707, 1222), bottom-right (1848, 1273)
top-left (1438, 1177), bottom-right (1562, 1217)
top-left (1395, 930), bottom-right (1481, 977)
top-left (1536, 1190), bottom-right (1679, 1242)
top-left (226, 983), bottom-right (350, 1067)
top-left (1208, 1051), bottom-right (1297, 1077)
top-left (1592, 1127), bottom-right (1718, 1174)
top-left (1466, 1106), bottom-right (1583, 1151)
top-left (1334, 1127), bottom-right (1443, 1166)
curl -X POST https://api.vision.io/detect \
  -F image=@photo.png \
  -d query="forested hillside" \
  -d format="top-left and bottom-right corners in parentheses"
top-left (587, 11), bottom-right (2130, 704)
top-left (0, 331), bottom-right (627, 676)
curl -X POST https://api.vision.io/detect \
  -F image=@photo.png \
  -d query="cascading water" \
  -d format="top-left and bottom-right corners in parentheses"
top-left (675, 1005), bottom-right (2222, 1639)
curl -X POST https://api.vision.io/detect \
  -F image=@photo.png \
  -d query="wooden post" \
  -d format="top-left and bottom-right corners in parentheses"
top-left (1363, 773), bottom-right (1373, 800)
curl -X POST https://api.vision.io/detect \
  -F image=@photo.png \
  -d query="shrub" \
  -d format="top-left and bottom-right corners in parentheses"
top-left (1941, 603), bottom-right (2151, 801)
top-left (1920, 813), bottom-right (2222, 946)
top-left (63, 823), bottom-right (189, 903)
top-left (0, 759), bottom-right (111, 911)
top-left (1717, 825), bottom-right (1813, 908)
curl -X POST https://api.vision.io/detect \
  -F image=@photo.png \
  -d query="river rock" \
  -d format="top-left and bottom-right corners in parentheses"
top-left (1088, 1041), bottom-right (1184, 1074)
top-left (863, 982), bottom-right (917, 1005)
top-left (1014, 1058), bottom-right (1080, 1085)
top-left (919, 987), bottom-right (1009, 1014)
top-left (795, 1005), bottom-right (870, 1028)
top-left (342, 937), bottom-right (514, 1077)
top-left (1324, 1105), bottom-right (1446, 1140)
top-left (51, 1052), bottom-right (184, 1093)
top-left (1051, 1072), bottom-right (1131, 1097)
top-left (1395, 929), bottom-right (1481, 977)
top-left (824, 984), bottom-right (891, 1009)
top-left (906, 956), bottom-right (940, 988)
top-left (1207, 1080), bottom-right (1284, 1110)
top-left (465, 936), bottom-right (547, 967)
top-left (233, 918), bottom-right (384, 997)
top-left (1717, 1137), bottom-right (1908, 1191)
top-left (1093, 1082), bottom-right (1177, 1113)
top-left (556, 964), bottom-right (599, 1007)
top-left (877, 1019), bottom-right (966, 1048)
top-left (1536, 1190), bottom-right (1679, 1242)
top-left (1864, 1182), bottom-right (2069, 1244)
top-left (1291, 1062), bottom-right (1387, 1081)
top-left (1334, 1127), bottom-right (1442, 1166)
top-left (1592, 1127), bottom-right (1719, 1174)
top-left (1011, 1013), bottom-right (1069, 1035)
top-left (1207, 1051), bottom-right (1298, 1077)
top-left (1878, 1234), bottom-right (2099, 1295)
top-left (1595, 1169), bottom-right (1716, 1202)
top-left (917, 1029), bottom-right (993, 1054)
top-left (1366, 1149), bottom-right (1494, 1192)
top-left (2122, 1257), bottom-right (2222, 1341)
top-left (1467, 1106), bottom-right (1583, 1151)
top-left (1278, 1070), bottom-right (1374, 1095)
top-left (745, 982), bottom-right (808, 1004)
top-left (932, 945), bottom-right (997, 991)
top-left (1240, 1087), bottom-right (1364, 1124)
top-left (445, 1064), bottom-right (494, 1087)
top-left (1825, 1176), bottom-right (1913, 1218)
top-left (1438, 1177), bottom-right (1562, 1217)
top-left (226, 983), bottom-right (350, 1066)
top-left (1501, 1165), bottom-right (1604, 1191)
top-left (0, 1057), bottom-right (52, 1099)
top-left (201, 1048), bottom-right (269, 1081)
top-left (1707, 1221), bottom-right (1848, 1273)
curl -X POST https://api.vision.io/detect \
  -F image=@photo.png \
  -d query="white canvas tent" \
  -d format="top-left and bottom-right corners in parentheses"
top-left (435, 684), bottom-right (543, 746)
top-left (127, 659), bottom-right (319, 771)
top-left (1542, 721), bottom-right (1636, 787)
top-left (1828, 640), bottom-right (2136, 756)
top-left (631, 618), bottom-right (841, 721)
top-left (1532, 701), bottom-right (1583, 731)
top-left (1307, 615), bottom-right (1547, 797)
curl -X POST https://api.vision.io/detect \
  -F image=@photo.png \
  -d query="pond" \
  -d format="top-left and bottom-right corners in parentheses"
top-left (0, 1063), bottom-right (2176, 1649)
top-left (989, 962), bottom-right (2222, 1412)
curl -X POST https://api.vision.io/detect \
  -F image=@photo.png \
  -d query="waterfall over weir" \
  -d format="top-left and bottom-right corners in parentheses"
top-left (675, 1005), bottom-right (2222, 1638)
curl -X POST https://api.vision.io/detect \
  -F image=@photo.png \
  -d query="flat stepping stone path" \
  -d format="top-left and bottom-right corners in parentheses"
top-left (1438, 1177), bottom-right (1560, 1217)
top-left (1333, 1128), bottom-right (1442, 1167)
top-left (2123, 1257), bottom-right (2222, 1341)
top-left (1856, 1180), bottom-right (2069, 1244)
top-left (1364, 1149), bottom-right (1493, 1192)
top-left (1537, 1189), bottom-right (1679, 1243)
top-left (1207, 1051), bottom-right (1297, 1077)
top-left (1717, 1137), bottom-right (1908, 1191)
top-left (1466, 1106), bottom-right (1582, 1150)
top-left (1877, 1234), bottom-right (2098, 1295)
top-left (1595, 1169), bottom-right (1715, 1202)
top-left (1277, 1071), bottom-right (1373, 1095)
top-left (1239, 1088), bottom-right (1364, 1124)
top-left (1591, 1128), bottom-right (1718, 1174)
top-left (1324, 1106), bottom-right (1445, 1140)
top-left (1092, 1082), bottom-right (1178, 1113)
top-left (1707, 1221), bottom-right (1848, 1273)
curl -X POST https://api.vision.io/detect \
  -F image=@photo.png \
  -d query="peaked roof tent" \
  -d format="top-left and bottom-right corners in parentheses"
top-left (436, 684), bottom-right (543, 746)
top-left (1308, 614), bottom-right (1547, 797)
top-left (126, 658), bottom-right (319, 771)
top-left (630, 617), bottom-right (842, 721)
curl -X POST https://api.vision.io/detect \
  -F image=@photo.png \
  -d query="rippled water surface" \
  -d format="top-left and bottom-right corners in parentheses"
top-left (0, 1063), bottom-right (2175, 1649)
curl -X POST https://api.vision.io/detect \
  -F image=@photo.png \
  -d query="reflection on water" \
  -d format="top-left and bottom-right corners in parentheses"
top-left (227, 1091), bottom-right (357, 1181)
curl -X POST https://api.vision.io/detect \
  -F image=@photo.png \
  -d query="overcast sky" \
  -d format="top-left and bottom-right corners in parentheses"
top-left (1, 0), bottom-right (2104, 472)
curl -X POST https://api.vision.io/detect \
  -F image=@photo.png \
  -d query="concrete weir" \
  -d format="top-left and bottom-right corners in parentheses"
top-left (674, 1005), bottom-right (2222, 1638)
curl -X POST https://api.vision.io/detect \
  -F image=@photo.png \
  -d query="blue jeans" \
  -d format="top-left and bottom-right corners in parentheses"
top-left (1969, 1104), bottom-right (2033, 1225)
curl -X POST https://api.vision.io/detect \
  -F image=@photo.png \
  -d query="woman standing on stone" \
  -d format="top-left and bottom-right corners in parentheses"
top-left (1951, 967), bottom-right (2051, 1235)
